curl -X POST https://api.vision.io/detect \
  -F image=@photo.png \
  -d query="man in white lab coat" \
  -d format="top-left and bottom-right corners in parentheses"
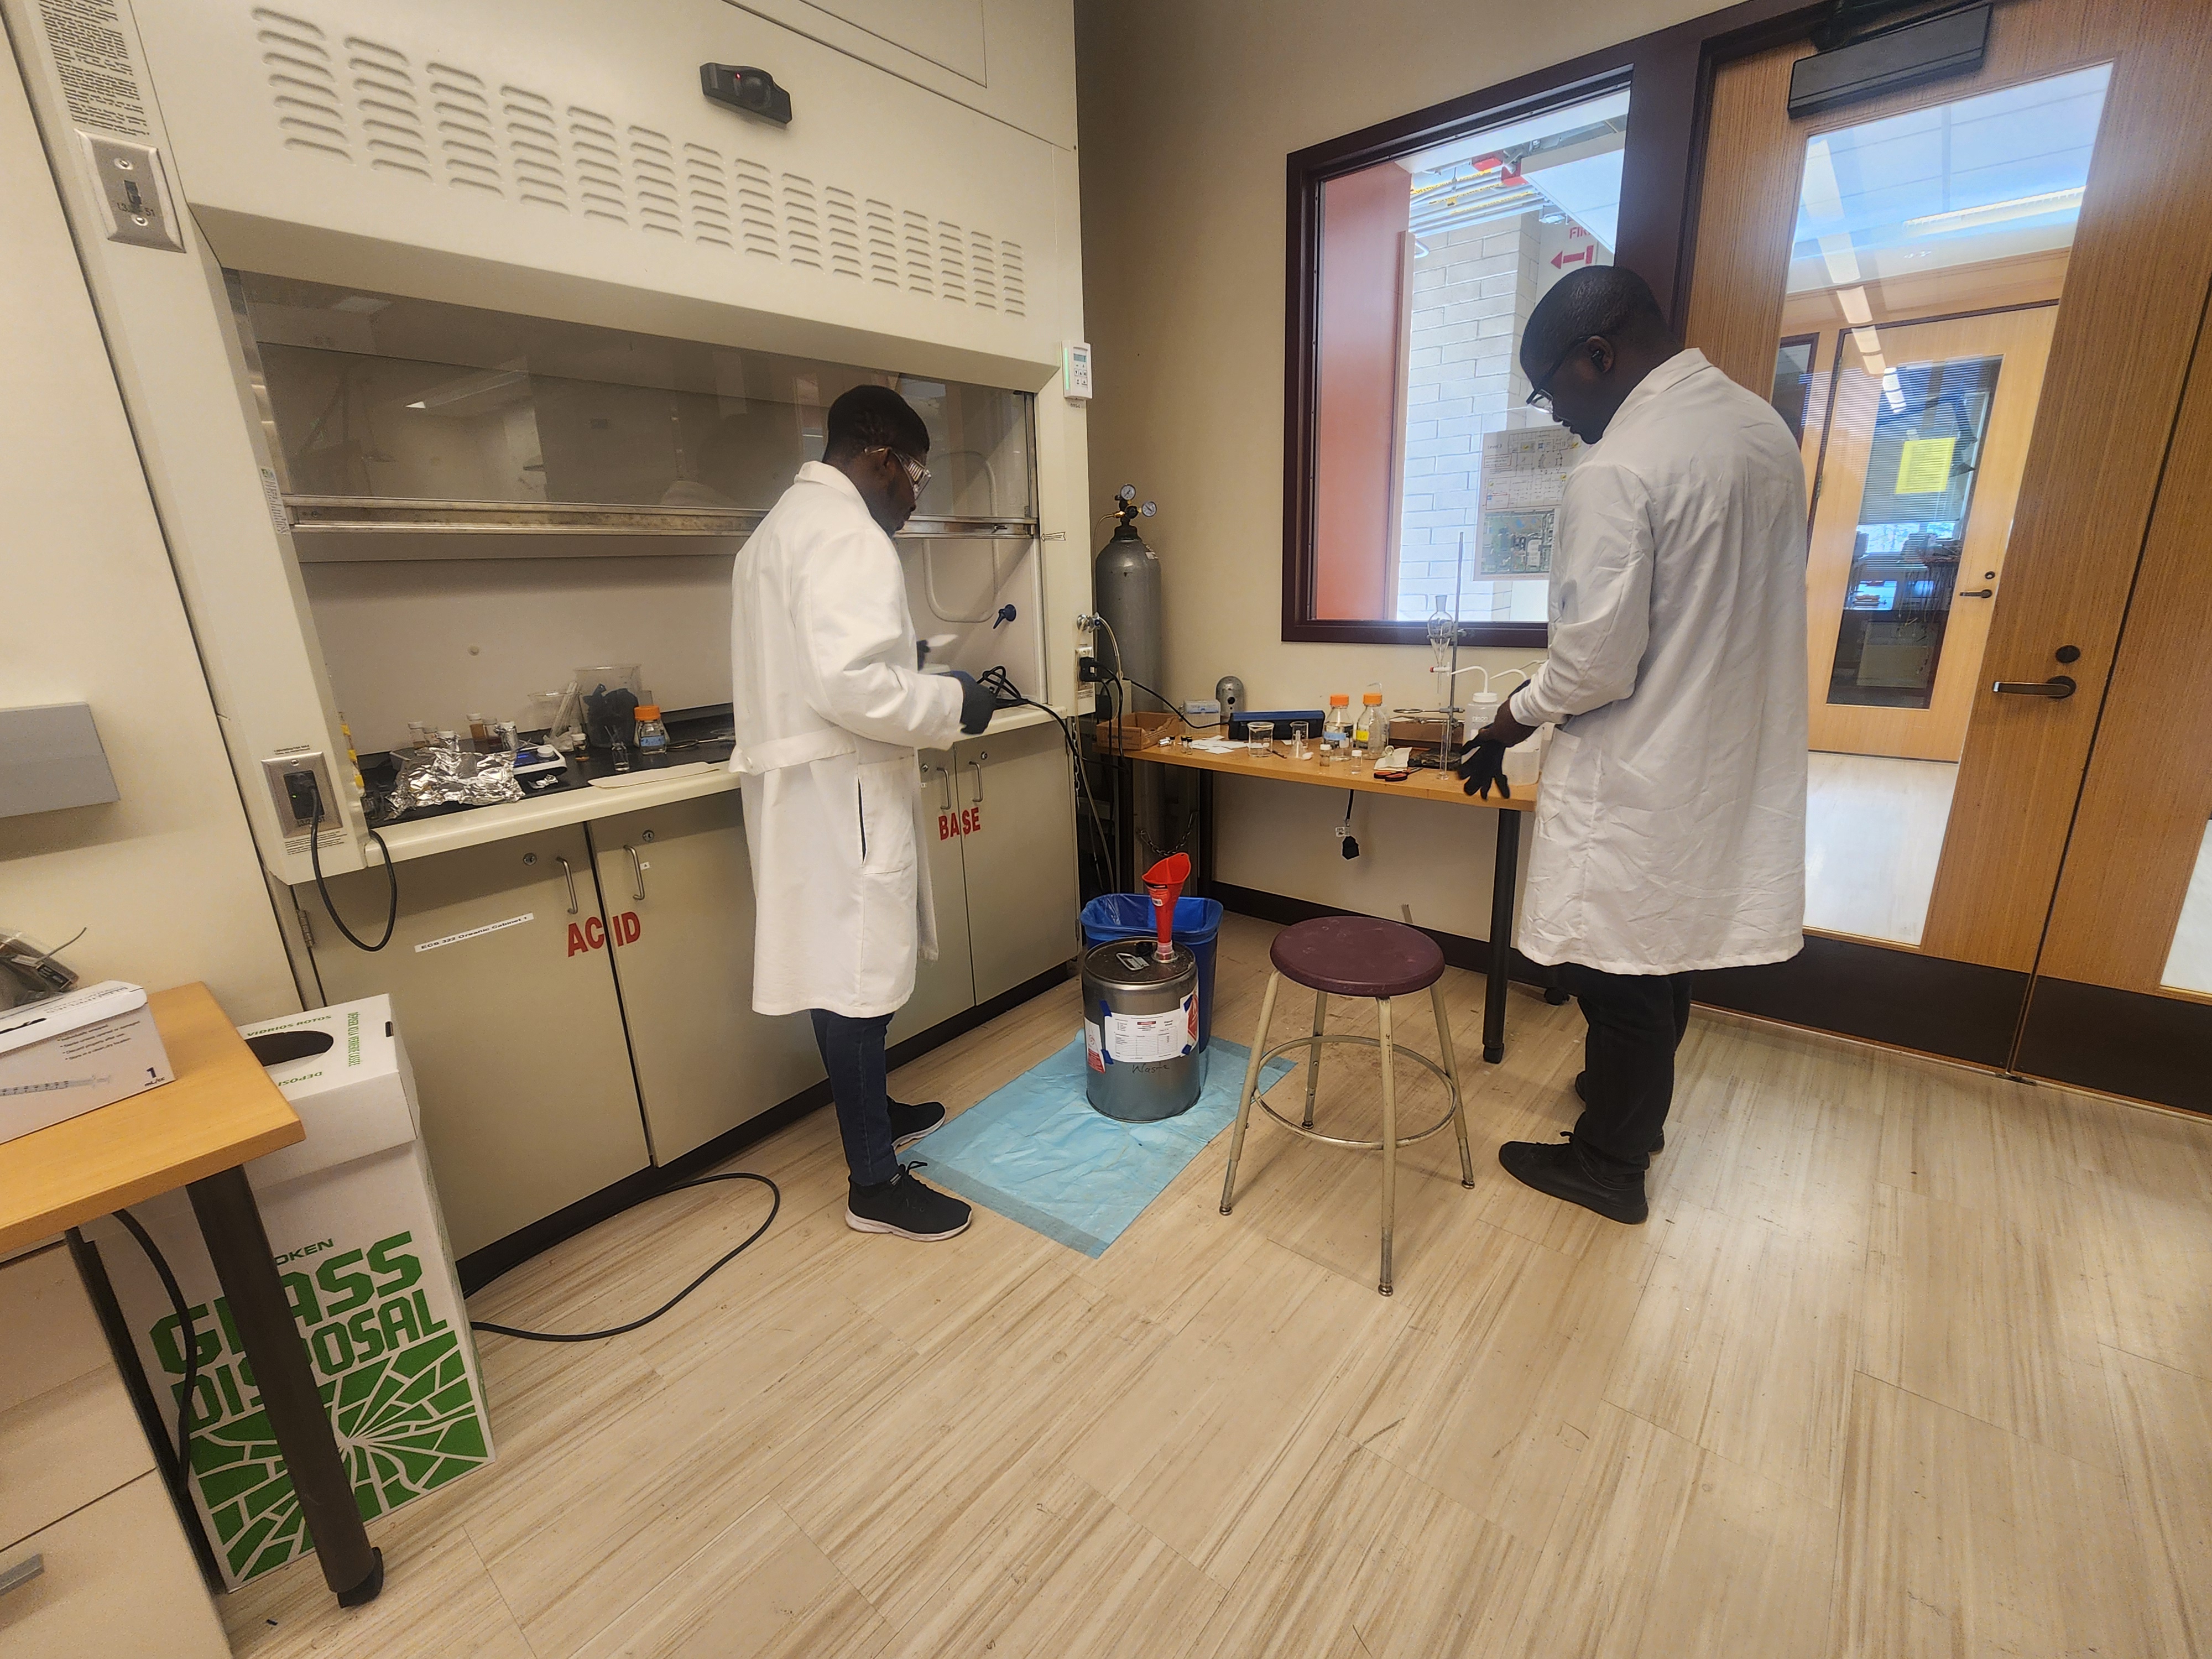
top-left (1458, 267), bottom-right (1808, 1224)
top-left (731, 385), bottom-right (997, 1242)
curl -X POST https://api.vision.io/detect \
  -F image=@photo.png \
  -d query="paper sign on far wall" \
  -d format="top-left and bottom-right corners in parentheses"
top-left (1895, 436), bottom-right (1957, 495)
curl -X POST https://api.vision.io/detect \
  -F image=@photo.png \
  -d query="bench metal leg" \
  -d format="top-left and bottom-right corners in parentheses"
top-left (1377, 997), bottom-right (1398, 1296)
top-left (1431, 979), bottom-right (1475, 1188)
top-left (1220, 971), bottom-right (1281, 1215)
top-left (1300, 988), bottom-right (1327, 1129)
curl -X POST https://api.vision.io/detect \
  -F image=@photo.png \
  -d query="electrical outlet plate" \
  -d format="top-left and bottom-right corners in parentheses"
top-left (80, 135), bottom-right (185, 251)
top-left (260, 752), bottom-right (337, 834)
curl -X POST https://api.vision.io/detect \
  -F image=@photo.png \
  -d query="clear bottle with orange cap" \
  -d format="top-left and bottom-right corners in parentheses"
top-left (1352, 685), bottom-right (1385, 760)
top-left (633, 703), bottom-right (670, 766)
top-left (1322, 692), bottom-right (1352, 763)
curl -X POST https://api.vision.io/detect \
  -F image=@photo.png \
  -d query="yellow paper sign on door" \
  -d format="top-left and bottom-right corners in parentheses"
top-left (1895, 436), bottom-right (1956, 495)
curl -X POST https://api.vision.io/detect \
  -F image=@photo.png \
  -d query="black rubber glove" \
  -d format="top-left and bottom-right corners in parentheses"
top-left (1455, 737), bottom-right (1511, 800)
top-left (948, 670), bottom-right (995, 735)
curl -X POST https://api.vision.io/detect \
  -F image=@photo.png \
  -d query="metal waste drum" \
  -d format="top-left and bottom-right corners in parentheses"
top-left (1082, 938), bottom-right (1204, 1121)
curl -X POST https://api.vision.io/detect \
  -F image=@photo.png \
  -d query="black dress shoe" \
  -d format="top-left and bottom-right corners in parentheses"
top-left (1571, 1073), bottom-right (1662, 1155)
top-left (1499, 1139), bottom-right (1648, 1224)
top-left (888, 1098), bottom-right (946, 1151)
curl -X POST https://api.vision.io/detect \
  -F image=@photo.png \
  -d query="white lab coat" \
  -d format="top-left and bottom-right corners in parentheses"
top-left (730, 462), bottom-right (967, 1018)
top-left (1507, 349), bottom-right (1808, 976)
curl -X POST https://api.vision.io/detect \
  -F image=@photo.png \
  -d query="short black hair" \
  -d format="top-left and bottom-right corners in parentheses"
top-left (1520, 266), bottom-right (1672, 379)
top-left (823, 383), bottom-right (930, 462)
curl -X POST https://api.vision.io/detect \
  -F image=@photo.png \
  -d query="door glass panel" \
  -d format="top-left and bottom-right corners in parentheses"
top-left (2162, 826), bottom-right (2212, 994)
top-left (1782, 63), bottom-right (2110, 945)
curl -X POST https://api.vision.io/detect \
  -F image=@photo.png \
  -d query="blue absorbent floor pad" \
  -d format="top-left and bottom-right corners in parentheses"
top-left (915, 1037), bottom-right (1296, 1257)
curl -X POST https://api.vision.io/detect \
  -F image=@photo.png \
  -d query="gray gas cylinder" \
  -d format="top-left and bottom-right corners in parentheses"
top-left (1094, 494), bottom-right (1161, 692)
top-left (1082, 938), bottom-right (1203, 1121)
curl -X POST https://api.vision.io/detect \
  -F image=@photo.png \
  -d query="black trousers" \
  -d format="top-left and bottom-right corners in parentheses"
top-left (1554, 962), bottom-right (1693, 1178)
top-left (810, 1009), bottom-right (899, 1187)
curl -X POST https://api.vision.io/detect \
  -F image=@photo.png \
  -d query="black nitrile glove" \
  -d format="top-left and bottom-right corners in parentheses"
top-left (1455, 737), bottom-right (1511, 800)
top-left (948, 670), bottom-right (995, 735)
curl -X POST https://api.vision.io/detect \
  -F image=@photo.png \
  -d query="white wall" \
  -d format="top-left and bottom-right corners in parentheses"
top-left (0, 50), bottom-right (298, 1020)
top-left (1074, 0), bottom-right (1710, 938)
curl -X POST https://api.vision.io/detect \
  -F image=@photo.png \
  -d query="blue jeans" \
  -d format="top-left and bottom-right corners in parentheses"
top-left (810, 1009), bottom-right (899, 1186)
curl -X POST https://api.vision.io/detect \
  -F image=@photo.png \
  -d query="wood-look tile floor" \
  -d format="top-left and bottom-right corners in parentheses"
top-left (223, 914), bottom-right (2212, 1658)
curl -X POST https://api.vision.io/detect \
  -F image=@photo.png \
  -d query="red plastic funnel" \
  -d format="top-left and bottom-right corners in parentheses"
top-left (1143, 853), bottom-right (1191, 961)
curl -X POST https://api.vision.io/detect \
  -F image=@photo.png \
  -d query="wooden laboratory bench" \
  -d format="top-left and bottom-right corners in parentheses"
top-left (1126, 739), bottom-right (1535, 1063)
top-left (0, 983), bottom-right (384, 1609)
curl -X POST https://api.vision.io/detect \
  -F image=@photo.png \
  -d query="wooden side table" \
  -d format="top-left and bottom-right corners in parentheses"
top-left (0, 983), bottom-right (383, 1608)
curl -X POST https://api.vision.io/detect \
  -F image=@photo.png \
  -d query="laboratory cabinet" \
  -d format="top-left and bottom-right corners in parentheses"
top-left (894, 749), bottom-right (979, 1045)
top-left (585, 792), bottom-right (825, 1163)
top-left (0, 1244), bottom-right (230, 1658)
top-left (954, 722), bottom-right (1082, 1003)
top-left (302, 825), bottom-right (653, 1260)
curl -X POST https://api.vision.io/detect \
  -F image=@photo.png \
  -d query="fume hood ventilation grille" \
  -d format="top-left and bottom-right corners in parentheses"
top-left (244, 7), bottom-right (1026, 316)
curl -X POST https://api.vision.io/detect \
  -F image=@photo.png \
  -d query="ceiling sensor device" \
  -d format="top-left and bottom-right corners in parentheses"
top-left (701, 63), bottom-right (792, 126)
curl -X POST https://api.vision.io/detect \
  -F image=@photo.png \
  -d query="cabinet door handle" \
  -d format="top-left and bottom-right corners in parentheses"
top-left (1992, 675), bottom-right (2076, 699)
top-left (556, 855), bottom-right (579, 915)
top-left (625, 844), bottom-right (646, 902)
top-left (939, 765), bottom-right (953, 810)
top-left (0, 1554), bottom-right (43, 1599)
top-left (969, 754), bottom-right (987, 805)
top-left (1957, 587), bottom-right (1994, 598)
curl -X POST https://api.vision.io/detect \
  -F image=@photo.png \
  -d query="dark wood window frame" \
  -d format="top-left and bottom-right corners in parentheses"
top-left (1281, 0), bottom-right (1820, 645)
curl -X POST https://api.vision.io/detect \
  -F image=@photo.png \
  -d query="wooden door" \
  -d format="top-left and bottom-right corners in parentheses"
top-left (955, 721), bottom-right (1080, 1005)
top-left (588, 791), bottom-right (823, 1163)
top-left (305, 825), bottom-right (649, 1258)
top-left (2011, 285), bottom-right (2212, 1110)
top-left (1803, 307), bottom-right (2056, 762)
top-left (1681, 0), bottom-right (2212, 1063)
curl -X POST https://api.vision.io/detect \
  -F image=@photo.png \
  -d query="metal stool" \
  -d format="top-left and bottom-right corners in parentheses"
top-left (1219, 916), bottom-right (1474, 1295)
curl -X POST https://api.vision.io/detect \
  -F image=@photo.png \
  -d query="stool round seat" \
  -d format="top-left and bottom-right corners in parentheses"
top-left (1270, 916), bottom-right (1444, 999)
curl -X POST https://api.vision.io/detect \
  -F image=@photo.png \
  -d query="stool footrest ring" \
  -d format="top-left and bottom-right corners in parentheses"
top-left (1251, 1034), bottom-right (1460, 1150)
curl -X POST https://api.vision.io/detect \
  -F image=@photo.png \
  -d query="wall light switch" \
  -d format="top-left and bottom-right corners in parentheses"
top-left (1062, 341), bottom-right (1093, 401)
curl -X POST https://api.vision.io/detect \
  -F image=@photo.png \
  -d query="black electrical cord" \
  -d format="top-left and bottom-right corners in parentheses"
top-left (975, 665), bottom-right (1118, 892)
top-left (1117, 673), bottom-right (1222, 729)
top-left (469, 1171), bottom-right (780, 1342)
top-left (114, 1208), bottom-right (199, 1477)
top-left (308, 792), bottom-right (399, 952)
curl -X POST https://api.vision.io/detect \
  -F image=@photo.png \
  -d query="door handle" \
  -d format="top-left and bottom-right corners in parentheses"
top-left (1957, 588), bottom-right (1994, 598)
top-left (0, 1554), bottom-right (43, 1598)
top-left (968, 754), bottom-right (987, 805)
top-left (938, 765), bottom-right (953, 810)
top-left (556, 855), bottom-right (579, 915)
top-left (624, 844), bottom-right (645, 902)
top-left (1992, 675), bottom-right (2076, 699)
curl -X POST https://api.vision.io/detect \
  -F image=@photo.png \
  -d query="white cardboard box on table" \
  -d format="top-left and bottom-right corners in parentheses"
top-left (87, 995), bottom-right (494, 1588)
top-left (0, 979), bottom-right (173, 1143)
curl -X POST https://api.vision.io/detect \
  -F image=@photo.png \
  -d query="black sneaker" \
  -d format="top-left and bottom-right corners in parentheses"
top-left (1500, 1139), bottom-right (1648, 1224)
top-left (1571, 1073), bottom-right (1661, 1155)
top-left (888, 1098), bottom-right (945, 1151)
top-left (847, 1164), bottom-right (972, 1241)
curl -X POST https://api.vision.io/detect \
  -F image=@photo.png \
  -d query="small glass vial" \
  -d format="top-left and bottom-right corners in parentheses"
top-left (633, 704), bottom-right (670, 766)
top-left (406, 721), bottom-right (433, 751)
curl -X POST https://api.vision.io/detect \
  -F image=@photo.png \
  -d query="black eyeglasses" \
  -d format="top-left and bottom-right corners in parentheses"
top-left (1524, 336), bottom-right (1587, 415)
top-left (869, 446), bottom-right (932, 493)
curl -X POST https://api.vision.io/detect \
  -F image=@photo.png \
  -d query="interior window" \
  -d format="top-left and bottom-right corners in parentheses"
top-left (1307, 86), bottom-right (1629, 629)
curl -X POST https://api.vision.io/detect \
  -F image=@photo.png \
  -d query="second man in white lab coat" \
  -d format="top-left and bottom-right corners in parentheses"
top-left (1457, 267), bottom-right (1808, 1224)
top-left (730, 384), bottom-right (997, 1243)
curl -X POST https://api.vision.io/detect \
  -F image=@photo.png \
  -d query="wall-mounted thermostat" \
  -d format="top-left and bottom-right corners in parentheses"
top-left (1062, 341), bottom-right (1093, 401)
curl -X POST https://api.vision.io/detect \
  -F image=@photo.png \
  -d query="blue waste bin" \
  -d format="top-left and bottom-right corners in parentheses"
top-left (1081, 895), bottom-right (1225, 1051)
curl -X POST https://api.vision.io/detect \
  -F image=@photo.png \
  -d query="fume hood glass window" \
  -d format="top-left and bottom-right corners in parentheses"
top-left (1303, 84), bottom-right (1628, 629)
top-left (237, 275), bottom-right (1034, 523)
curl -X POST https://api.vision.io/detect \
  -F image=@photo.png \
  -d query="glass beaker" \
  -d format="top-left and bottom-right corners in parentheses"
top-left (1248, 719), bottom-right (1274, 758)
top-left (1288, 721), bottom-right (1310, 760)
